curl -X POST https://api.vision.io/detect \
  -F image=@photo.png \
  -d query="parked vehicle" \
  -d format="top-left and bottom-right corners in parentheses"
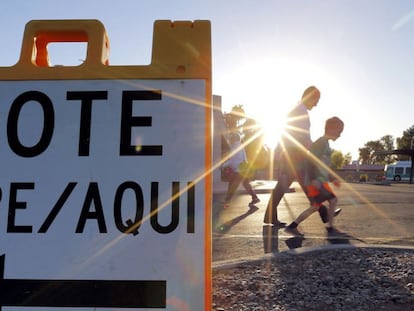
top-left (384, 161), bottom-right (412, 182)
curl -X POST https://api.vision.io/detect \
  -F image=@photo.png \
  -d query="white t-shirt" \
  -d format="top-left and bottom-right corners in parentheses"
top-left (224, 133), bottom-right (247, 172)
top-left (282, 101), bottom-right (312, 150)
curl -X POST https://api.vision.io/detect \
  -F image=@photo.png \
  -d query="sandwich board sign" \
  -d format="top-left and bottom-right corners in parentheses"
top-left (0, 19), bottom-right (212, 310)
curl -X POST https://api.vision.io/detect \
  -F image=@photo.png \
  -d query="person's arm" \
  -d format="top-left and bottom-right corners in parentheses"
top-left (286, 104), bottom-right (312, 149)
top-left (308, 138), bottom-right (325, 185)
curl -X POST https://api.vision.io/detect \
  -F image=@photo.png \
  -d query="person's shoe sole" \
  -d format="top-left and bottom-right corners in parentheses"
top-left (334, 208), bottom-right (342, 217)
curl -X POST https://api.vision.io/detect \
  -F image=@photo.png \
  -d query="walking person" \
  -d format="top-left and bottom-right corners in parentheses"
top-left (222, 112), bottom-right (260, 208)
top-left (285, 117), bottom-right (345, 236)
top-left (264, 86), bottom-right (340, 226)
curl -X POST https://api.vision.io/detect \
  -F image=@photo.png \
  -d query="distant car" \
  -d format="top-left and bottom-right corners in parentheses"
top-left (384, 161), bottom-right (412, 182)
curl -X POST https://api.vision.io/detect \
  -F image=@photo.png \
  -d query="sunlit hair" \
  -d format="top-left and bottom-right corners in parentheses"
top-left (325, 116), bottom-right (344, 136)
top-left (302, 86), bottom-right (320, 103)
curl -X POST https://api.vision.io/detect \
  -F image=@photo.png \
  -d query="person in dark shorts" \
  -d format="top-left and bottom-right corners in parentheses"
top-left (285, 117), bottom-right (344, 236)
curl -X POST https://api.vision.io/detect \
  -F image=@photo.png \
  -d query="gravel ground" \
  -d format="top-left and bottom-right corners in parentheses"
top-left (212, 247), bottom-right (414, 311)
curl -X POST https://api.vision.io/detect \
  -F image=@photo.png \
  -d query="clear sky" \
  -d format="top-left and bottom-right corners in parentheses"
top-left (2, 0), bottom-right (414, 160)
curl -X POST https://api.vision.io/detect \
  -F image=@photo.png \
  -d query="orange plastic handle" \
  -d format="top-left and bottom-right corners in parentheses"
top-left (18, 19), bottom-right (110, 67)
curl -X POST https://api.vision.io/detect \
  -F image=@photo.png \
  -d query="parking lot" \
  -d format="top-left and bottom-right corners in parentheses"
top-left (212, 181), bottom-right (414, 264)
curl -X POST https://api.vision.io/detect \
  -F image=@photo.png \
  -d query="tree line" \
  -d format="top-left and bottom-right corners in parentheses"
top-left (225, 105), bottom-right (413, 169)
top-left (357, 125), bottom-right (414, 165)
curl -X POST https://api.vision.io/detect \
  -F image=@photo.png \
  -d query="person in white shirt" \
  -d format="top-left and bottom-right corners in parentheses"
top-left (222, 113), bottom-right (260, 209)
top-left (264, 86), bottom-right (341, 226)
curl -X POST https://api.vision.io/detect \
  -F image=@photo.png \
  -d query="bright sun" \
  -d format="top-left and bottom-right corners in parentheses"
top-left (259, 115), bottom-right (286, 149)
top-left (218, 57), bottom-right (315, 149)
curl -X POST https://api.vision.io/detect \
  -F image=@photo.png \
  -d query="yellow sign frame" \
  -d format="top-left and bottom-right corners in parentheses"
top-left (0, 19), bottom-right (212, 310)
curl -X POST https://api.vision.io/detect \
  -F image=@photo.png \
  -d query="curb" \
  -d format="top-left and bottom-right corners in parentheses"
top-left (212, 243), bottom-right (414, 270)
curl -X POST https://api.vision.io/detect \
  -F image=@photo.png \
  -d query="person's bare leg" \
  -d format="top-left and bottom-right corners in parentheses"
top-left (292, 205), bottom-right (319, 225)
top-left (242, 178), bottom-right (257, 199)
top-left (224, 173), bottom-right (242, 204)
top-left (284, 205), bottom-right (319, 236)
top-left (264, 173), bottom-right (292, 224)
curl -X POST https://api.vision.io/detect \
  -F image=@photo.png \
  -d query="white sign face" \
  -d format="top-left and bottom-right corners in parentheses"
top-left (0, 79), bottom-right (209, 310)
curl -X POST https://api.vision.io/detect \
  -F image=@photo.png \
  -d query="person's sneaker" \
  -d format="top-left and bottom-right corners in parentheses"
top-left (249, 197), bottom-right (260, 205)
top-left (284, 226), bottom-right (304, 237)
top-left (334, 208), bottom-right (342, 218)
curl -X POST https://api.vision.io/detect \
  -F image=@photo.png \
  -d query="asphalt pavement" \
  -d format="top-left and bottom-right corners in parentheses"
top-left (212, 180), bottom-right (414, 267)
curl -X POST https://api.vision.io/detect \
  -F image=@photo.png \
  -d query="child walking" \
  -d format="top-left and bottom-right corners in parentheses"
top-left (285, 117), bottom-right (344, 236)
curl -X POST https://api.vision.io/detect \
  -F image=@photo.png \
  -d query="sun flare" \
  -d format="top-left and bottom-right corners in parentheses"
top-left (256, 112), bottom-right (286, 150)
top-left (217, 56), bottom-right (351, 153)
top-left (218, 57), bottom-right (311, 149)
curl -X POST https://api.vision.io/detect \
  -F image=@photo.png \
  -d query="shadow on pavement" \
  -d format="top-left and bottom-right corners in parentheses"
top-left (262, 225), bottom-right (281, 253)
top-left (262, 225), bottom-right (306, 252)
top-left (262, 224), bottom-right (367, 254)
top-left (327, 230), bottom-right (366, 245)
top-left (213, 205), bottom-right (259, 234)
top-left (285, 236), bottom-right (306, 249)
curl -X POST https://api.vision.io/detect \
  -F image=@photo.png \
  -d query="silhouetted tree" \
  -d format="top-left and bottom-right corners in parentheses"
top-left (396, 125), bottom-right (414, 161)
top-left (358, 136), bottom-right (395, 164)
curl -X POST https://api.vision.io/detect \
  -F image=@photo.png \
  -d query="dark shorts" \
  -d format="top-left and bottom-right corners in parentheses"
top-left (307, 182), bottom-right (336, 207)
